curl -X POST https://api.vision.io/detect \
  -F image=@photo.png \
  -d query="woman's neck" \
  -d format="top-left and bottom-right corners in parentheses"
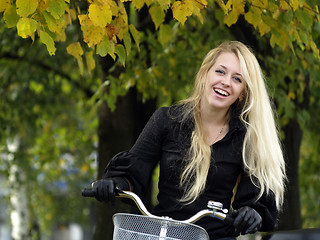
top-left (200, 106), bottom-right (231, 145)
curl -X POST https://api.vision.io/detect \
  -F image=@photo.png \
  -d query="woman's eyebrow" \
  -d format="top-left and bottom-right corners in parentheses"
top-left (219, 65), bottom-right (242, 76)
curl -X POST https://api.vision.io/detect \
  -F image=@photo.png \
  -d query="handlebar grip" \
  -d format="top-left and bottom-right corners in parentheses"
top-left (81, 188), bottom-right (94, 197)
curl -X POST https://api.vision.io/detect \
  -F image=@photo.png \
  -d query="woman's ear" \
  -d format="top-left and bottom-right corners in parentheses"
top-left (239, 93), bottom-right (245, 102)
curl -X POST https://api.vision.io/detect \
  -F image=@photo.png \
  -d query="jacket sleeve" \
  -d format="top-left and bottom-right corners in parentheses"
top-left (232, 172), bottom-right (279, 232)
top-left (103, 107), bottom-right (168, 199)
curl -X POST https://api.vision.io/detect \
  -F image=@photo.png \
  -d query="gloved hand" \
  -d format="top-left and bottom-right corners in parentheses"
top-left (230, 206), bottom-right (262, 235)
top-left (91, 177), bottom-right (129, 202)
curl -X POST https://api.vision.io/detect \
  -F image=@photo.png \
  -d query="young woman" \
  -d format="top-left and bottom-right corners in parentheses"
top-left (91, 41), bottom-right (286, 240)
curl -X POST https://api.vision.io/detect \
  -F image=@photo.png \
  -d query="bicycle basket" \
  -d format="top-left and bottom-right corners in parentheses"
top-left (113, 213), bottom-right (209, 240)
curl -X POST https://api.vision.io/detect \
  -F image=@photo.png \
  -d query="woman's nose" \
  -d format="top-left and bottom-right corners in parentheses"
top-left (221, 76), bottom-right (231, 86)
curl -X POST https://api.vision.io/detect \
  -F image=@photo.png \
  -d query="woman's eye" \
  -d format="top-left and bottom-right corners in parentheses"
top-left (215, 69), bottom-right (224, 74)
top-left (233, 76), bottom-right (242, 83)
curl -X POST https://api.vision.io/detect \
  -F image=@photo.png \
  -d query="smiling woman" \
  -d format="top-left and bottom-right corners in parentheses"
top-left (90, 41), bottom-right (286, 240)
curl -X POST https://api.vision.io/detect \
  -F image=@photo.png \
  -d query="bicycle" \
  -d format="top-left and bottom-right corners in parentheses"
top-left (82, 188), bottom-right (231, 240)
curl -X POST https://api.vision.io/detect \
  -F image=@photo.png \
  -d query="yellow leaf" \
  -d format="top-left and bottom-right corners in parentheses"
top-left (17, 17), bottom-right (38, 38)
top-left (39, 30), bottom-right (56, 55)
top-left (289, 0), bottom-right (299, 11)
top-left (0, 0), bottom-right (10, 13)
top-left (233, 0), bottom-right (245, 13)
top-left (172, 0), bottom-right (194, 25)
top-left (224, 9), bottom-right (239, 26)
top-left (42, 11), bottom-right (65, 34)
top-left (39, 0), bottom-right (49, 11)
top-left (67, 42), bottom-right (83, 59)
top-left (84, 25), bottom-right (105, 47)
top-left (254, 0), bottom-right (268, 9)
top-left (132, 0), bottom-right (145, 10)
top-left (88, 3), bottom-right (112, 27)
top-left (288, 91), bottom-right (295, 100)
top-left (192, 4), bottom-right (204, 24)
top-left (225, 0), bottom-right (232, 12)
top-left (215, 0), bottom-right (228, 14)
top-left (244, 7), bottom-right (262, 28)
top-left (280, 0), bottom-right (290, 10)
top-left (258, 20), bottom-right (271, 36)
top-left (86, 51), bottom-right (96, 73)
top-left (16, 0), bottom-right (38, 17)
top-left (78, 14), bottom-right (92, 26)
top-left (77, 57), bottom-right (85, 76)
top-left (192, 0), bottom-right (207, 9)
top-left (156, 0), bottom-right (171, 9)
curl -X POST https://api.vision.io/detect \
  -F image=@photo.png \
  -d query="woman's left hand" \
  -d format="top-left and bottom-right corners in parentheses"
top-left (230, 206), bottom-right (262, 235)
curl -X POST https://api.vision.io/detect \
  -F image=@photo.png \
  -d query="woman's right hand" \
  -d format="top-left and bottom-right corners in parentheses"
top-left (91, 177), bottom-right (129, 202)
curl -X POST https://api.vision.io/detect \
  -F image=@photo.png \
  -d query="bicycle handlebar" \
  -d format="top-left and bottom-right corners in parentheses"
top-left (81, 188), bottom-right (231, 224)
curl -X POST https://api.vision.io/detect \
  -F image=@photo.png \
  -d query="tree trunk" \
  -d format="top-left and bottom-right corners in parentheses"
top-left (278, 119), bottom-right (303, 230)
top-left (92, 57), bottom-right (156, 240)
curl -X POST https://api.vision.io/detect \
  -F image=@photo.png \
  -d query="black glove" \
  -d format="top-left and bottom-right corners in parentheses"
top-left (230, 206), bottom-right (262, 235)
top-left (91, 177), bottom-right (129, 202)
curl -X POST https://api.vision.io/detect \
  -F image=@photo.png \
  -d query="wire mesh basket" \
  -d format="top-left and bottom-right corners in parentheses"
top-left (113, 213), bottom-right (210, 240)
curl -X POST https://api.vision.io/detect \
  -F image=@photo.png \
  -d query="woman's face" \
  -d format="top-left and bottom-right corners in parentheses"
top-left (201, 52), bottom-right (245, 112)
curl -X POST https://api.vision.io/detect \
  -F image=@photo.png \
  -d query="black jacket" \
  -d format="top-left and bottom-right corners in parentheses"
top-left (104, 105), bottom-right (278, 239)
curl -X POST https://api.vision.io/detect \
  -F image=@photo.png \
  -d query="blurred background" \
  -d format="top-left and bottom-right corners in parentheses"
top-left (1, 0), bottom-right (320, 239)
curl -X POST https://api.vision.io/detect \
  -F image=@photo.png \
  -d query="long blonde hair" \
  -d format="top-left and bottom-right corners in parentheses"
top-left (179, 41), bottom-right (286, 210)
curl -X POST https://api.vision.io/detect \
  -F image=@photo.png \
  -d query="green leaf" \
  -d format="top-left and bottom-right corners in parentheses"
top-left (158, 24), bottom-right (171, 47)
top-left (47, 0), bottom-right (67, 19)
top-left (295, 8), bottom-right (314, 29)
top-left (115, 44), bottom-right (126, 67)
top-left (149, 5), bottom-right (165, 30)
top-left (129, 24), bottom-right (141, 52)
top-left (96, 37), bottom-right (116, 59)
top-left (244, 7), bottom-right (262, 28)
top-left (16, 0), bottom-right (38, 17)
top-left (123, 31), bottom-right (132, 56)
top-left (39, 30), bottom-right (56, 55)
top-left (4, 5), bottom-right (19, 28)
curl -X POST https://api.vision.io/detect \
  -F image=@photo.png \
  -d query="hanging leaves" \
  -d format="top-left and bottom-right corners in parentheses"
top-left (1, 0), bottom-right (319, 75)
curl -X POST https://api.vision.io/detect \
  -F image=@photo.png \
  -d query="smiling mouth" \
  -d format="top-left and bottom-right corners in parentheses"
top-left (214, 88), bottom-right (230, 96)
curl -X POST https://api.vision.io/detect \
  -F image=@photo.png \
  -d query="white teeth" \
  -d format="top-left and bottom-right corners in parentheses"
top-left (215, 88), bottom-right (229, 96)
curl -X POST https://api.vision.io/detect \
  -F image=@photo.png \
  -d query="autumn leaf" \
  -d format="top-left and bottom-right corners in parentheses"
top-left (67, 42), bottom-right (83, 59)
top-left (149, 5), bottom-right (165, 29)
top-left (17, 17), bottom-right (38, 39)
top-left (4, 5), bottom-right (19, 28)
top-left (88, 3), bottom-right (112, 27)
top-left (16, 0), bottom-right (38, 17)
top-left (129, 24), bottom-right (141, 51)
top-left (39, 30), bottom-right (56, 55)
top-left (85, 51), bottom-right (96, 73)
top-left (115, 44), bottom-right (126, 66)
top-left (172, 0), bottom-right (194, 25)
top-left (47, 0), bottom-right (67, 19)
top-left (158, 24), bottom-right (171, 46)
top-left (96, 36), bottom-right (116, 59)
top-left (132, 0), bottom-right (145, 10)
top-left (0, 0), bottom-right (10, 13)
top-left (123, 31), bottom-right (132, 56)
